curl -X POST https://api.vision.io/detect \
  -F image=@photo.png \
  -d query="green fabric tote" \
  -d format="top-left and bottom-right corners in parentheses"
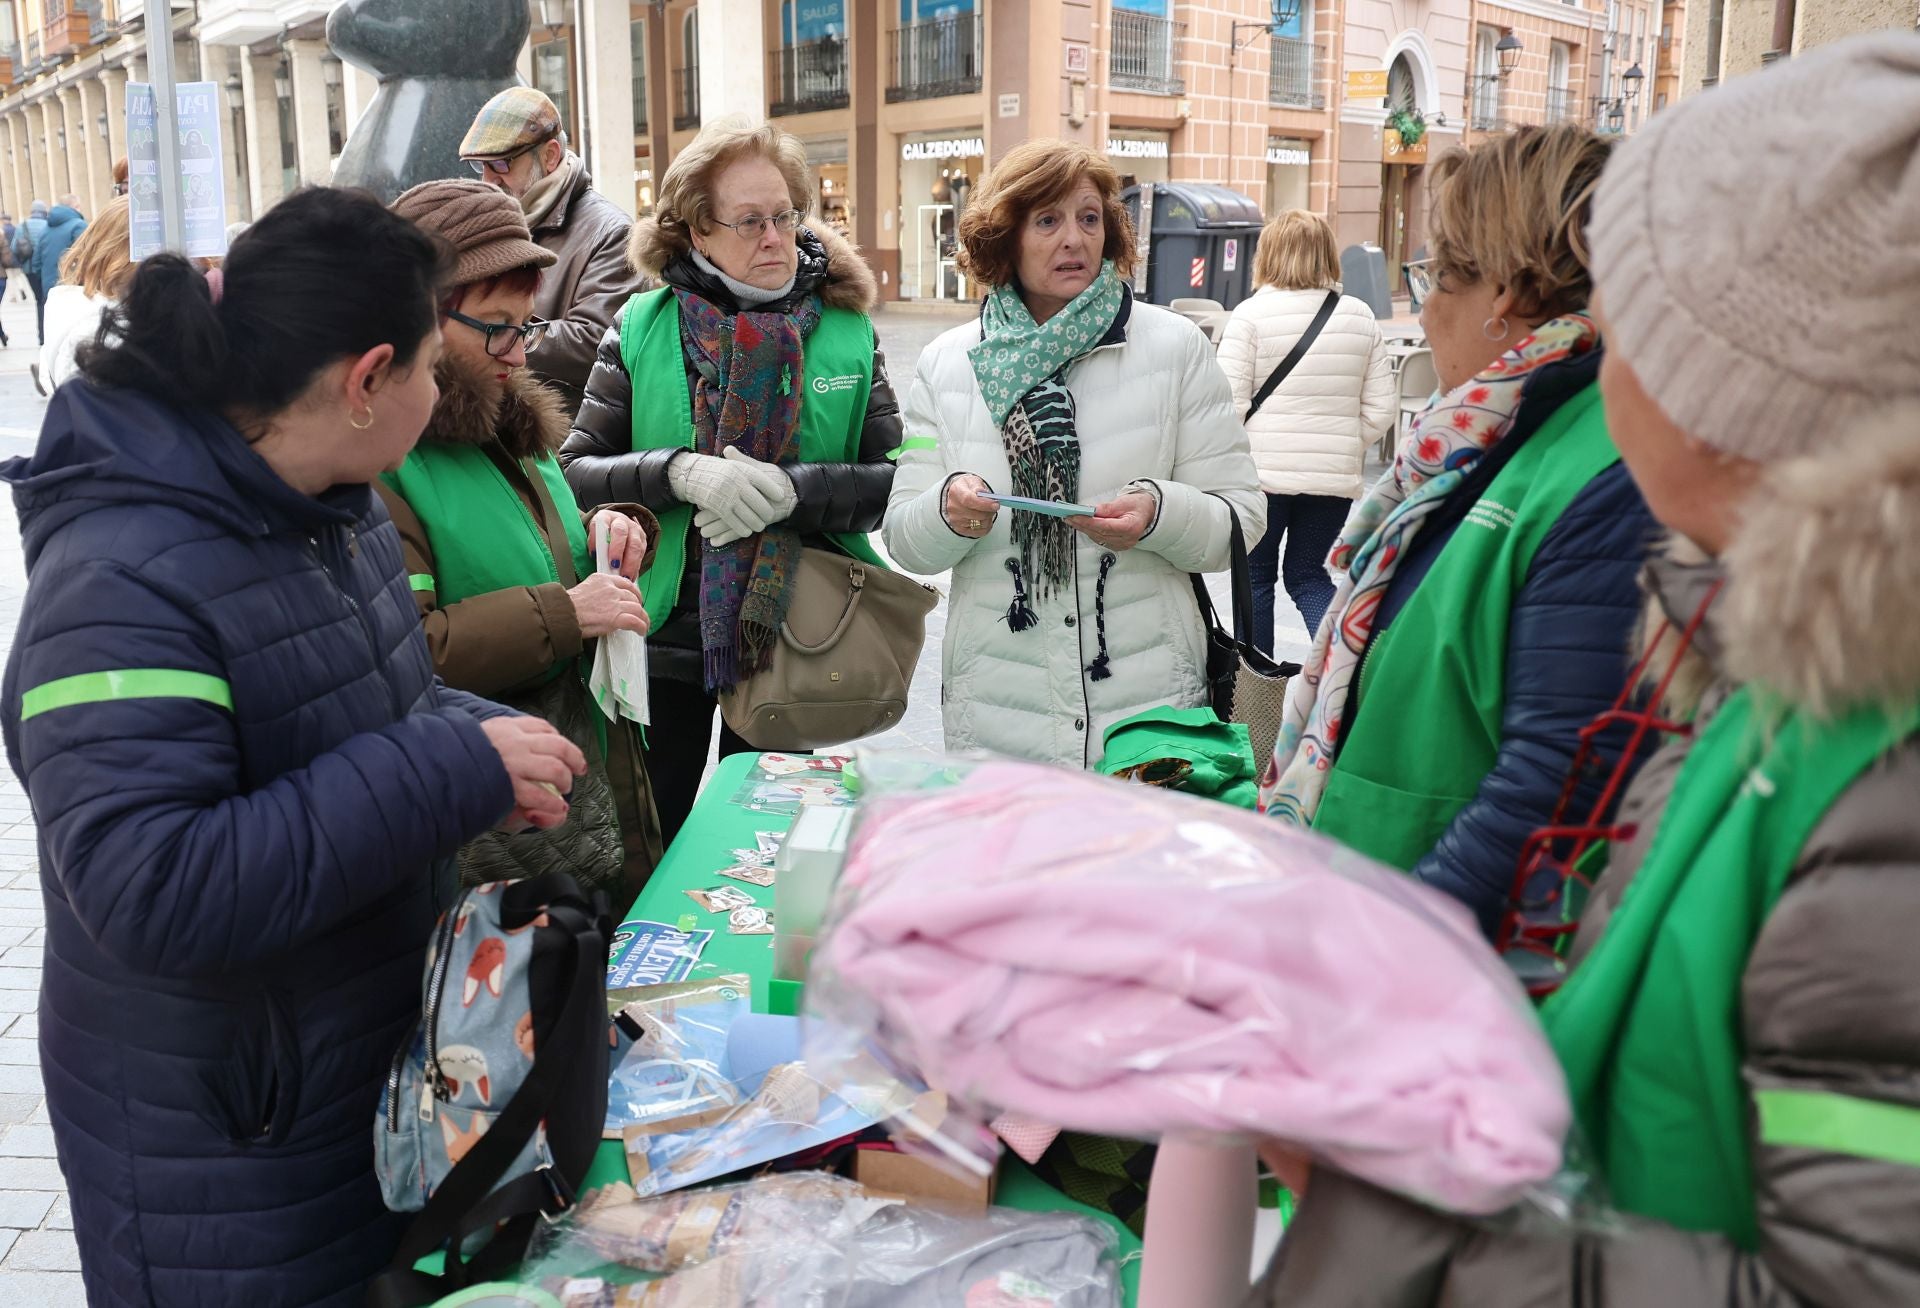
top-left (1541, 690), bottom-right (1920, 1246)
top-left (616, 288), bottom-right (885, 634)
top-left (1311, 383), bottom-right (1620, 870)
top-left (1097, 705), bottom-right (1260, 810)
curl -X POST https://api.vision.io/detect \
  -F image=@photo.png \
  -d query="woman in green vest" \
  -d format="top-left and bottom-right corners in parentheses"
top-left (1251, 36), bottom-right (1920, 1305)
top-left (378, 180), bottom-right (664, 906)
top-left (561, 119), bottom-right (900, 843)
top-left (1260, 124), bottom-right (1659, 937)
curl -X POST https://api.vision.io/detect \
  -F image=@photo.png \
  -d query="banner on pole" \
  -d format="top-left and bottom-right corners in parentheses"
top-left (127, 81), bottom-right (229, 260)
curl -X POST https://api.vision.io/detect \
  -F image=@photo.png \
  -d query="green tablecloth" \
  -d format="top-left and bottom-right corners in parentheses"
top-left (433, 751), bottom-right (1142, 1303)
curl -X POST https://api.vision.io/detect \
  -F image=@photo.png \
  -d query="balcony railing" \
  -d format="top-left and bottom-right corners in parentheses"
top-left (886, 14), bottom-right (981, 103)
top-left (769, 37), bottom-right (848, 116)
top-left (1268, 35), bottom-right (1324, 108)
top-left (1546, 85), bottom-right (1572, 122)
top-left (671, 65), bottom-right (699, 130)
top-left (24, 29), bottom-right (40, 69)
top-left (87, 0), bottom-right (106, 42)
top-left (1110, 9), bottom-right (1183, 95)
top-left (1468, 74), bottom-right (1504, 131)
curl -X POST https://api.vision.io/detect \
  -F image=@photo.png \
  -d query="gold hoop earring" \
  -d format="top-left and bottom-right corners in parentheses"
top-left (349, 406), bottom-right (375, 430)
top-left (1482, 316), bottom-right (1510, 342)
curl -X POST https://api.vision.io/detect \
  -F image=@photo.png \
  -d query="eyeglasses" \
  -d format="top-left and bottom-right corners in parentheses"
top-left (468, 141), bottom-right (542, 177)
top-left (1492, 582), bottom-right (1723, 997)
top-left (446, 309), bottom-right (549, 359)
top-left (1404, 257), bottom-right (1438, 302)
top-left (710, 208), bottom-right (805, 241)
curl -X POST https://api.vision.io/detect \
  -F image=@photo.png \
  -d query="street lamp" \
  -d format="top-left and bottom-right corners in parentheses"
top-left (539, 0), bottom-right (567, 37)
top-left (1621, 61), bottom-right (1645, 102)
top-left (1495, 31), bottom-right (1523, 78)
top-left (1607, 99), bottom-right (1625, 132)
top-left (224, 73), bottom-right (244, 114)
top-left (323, 56), bottom-right (342, 91)
top-left (56, 125), bottom-right (65, 150)
top-left (274, 60), bottom-right (291, 102)
top-left (95, 109), bottom-right (107, 139)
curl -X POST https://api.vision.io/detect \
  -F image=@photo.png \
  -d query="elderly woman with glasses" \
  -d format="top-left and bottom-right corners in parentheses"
top-left (1261, 124), bottom-right (1657, 938)
top-left (378, 179), bottom-right (664, 905)
top-left (561, 116), bottom-right (900, 843)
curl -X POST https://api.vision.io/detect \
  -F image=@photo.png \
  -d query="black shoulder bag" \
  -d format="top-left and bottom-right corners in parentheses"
top-left (1244, 289), bottom-right (1340, 422)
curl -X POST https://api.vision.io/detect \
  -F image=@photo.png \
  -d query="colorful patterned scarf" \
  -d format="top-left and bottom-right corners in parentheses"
top-left (969, 263), bottom-right (1126, 618)
top-left (1261, 314), bottom-right (1603, 822)
top-left (677, 288), bottom-right (821, 690)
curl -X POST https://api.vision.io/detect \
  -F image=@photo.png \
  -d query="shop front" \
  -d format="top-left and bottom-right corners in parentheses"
top-left (898, 130), bottom-right (985, 301)
top-left (1106, 129), bottom-right (1171, 189)
top-left (803, 135), bottom-right (850, 234)
top-left (1265, 137), bottom-right (1312, 216)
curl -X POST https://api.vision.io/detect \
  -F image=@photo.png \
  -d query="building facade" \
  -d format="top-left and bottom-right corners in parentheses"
top-left (1681, 0), bottom-right (1917, 94)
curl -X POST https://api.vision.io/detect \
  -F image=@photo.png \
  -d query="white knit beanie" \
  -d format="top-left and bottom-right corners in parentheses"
top-left (1590, 32), bottom-right (1920, 461)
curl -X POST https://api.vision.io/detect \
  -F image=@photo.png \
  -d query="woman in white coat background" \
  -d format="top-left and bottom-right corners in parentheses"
top-left (884, 140), bottom-right (1263, 769)
top-left (1216, 209), bottom-right (1395, 652)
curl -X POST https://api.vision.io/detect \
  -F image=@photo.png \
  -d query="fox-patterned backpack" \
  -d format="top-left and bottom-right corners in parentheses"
top-left (370, 873), bottom-right (612, 1306)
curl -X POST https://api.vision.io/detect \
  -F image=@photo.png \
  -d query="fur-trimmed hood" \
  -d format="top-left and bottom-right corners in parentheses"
top-left (419, 360), bottom-right (571, 461)
top-left (1648, 407), bottom-right (1920, 717)
top-left (627, 217), bottom-right (878, 314)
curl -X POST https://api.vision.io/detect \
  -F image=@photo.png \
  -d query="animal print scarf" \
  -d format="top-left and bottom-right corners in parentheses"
top-left (969, 263), bottom-right (1127, 626)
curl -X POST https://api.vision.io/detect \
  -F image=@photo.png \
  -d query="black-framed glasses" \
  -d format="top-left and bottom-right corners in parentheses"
top-left (447, 309), bottom-right (549, 359)
top-left (710, 208), bottom-right (805, 241)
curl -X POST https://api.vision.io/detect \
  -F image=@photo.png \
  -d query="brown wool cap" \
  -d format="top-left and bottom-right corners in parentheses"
top-left (390, 178), bottom-right (556, 287)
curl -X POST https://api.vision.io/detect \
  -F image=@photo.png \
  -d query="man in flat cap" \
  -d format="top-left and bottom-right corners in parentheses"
top-left (460, 86), bottom-right (649, 417)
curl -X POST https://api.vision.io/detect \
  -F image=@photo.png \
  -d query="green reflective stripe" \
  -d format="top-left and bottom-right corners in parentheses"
top-left (408, 573), bottom-right (436, 593)
top-left (1756, 1089), bottom-right (1920, 1169)
top-left (887, 436), bottom-right (939, 461)
top-left (21, 670), bottom-right (234, 721)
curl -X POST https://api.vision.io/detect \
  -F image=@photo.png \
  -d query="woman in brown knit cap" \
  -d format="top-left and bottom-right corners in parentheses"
top-left (383, 178), bottom-right (663, 907)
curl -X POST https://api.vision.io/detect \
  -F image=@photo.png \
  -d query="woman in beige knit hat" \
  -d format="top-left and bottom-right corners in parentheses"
top-left (1248, 31), bottom-right (1920, 1308)
top-left (380, 178), bottom-right (665, 905)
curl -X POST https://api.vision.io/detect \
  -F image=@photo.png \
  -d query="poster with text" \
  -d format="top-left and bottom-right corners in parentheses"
top-left (127, 81), bottom-right (229, 261)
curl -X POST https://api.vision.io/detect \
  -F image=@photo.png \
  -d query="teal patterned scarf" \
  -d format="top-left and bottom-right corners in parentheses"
top-left (968, 263), bottom-right (1127, 621)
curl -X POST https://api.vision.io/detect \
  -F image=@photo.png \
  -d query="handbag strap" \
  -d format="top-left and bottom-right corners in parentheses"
top-left (1188, 506), bottom-right (1256, 649)
top-left (1244, 290), bottom-right (1340, 423)
top-left (370, 898), bottom-right (606, 1307)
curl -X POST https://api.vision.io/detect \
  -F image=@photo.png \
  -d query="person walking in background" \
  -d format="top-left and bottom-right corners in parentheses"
top-left (27, 200), bottom-right (84, 347)
top-left (0, 186), bottom-right (585, 1307)
top-left (39, 195), bottom-right (134, 391)
top-left (0, 211), bottom-right (16, 337)
top-left (884, 139), bottom-right (1264, 770)
top-left (563, 117), bottom-right (900, 845)
top-left (1253, 35), bottom-right (1920, 1307)
top-left (1216, 209), bottom-right (1395, 649)
top-left (14, 201), bottom-right (50, 341)
top-left (380, 179), bottom-right (664, 907)
top-left (461, 87), bottom-right (649, 417)
top-left (1263, 123), bottom-right (1658, 937)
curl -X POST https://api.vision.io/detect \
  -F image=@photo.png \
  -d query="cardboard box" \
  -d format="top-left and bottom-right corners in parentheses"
top-left (852, 1146), bottom-right (997, 1214)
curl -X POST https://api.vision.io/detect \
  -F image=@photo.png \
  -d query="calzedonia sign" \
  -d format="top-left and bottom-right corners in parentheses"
top-left (1107, 136), bottom-right (1169, 160)
top-left (901, 138), bottom-right (985, 161)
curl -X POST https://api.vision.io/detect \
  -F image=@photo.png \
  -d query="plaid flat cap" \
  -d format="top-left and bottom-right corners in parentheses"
top-left (460, 87), bottom-right (562, 160)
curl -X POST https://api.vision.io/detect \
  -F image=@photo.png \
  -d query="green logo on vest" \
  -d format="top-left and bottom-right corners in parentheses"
top-left (812, 374), bottom-right (863, 395)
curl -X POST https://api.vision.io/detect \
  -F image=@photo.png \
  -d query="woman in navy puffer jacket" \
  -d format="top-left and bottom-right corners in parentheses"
top-left (0, 189), bottom-right (589, 1307)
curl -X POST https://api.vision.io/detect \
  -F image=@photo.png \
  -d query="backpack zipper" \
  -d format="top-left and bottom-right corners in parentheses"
top-left (385, 887), bottom-right (469, 1131)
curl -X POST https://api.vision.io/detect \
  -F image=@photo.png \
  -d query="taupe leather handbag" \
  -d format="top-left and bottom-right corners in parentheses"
top-left (719, 548), bottom-right (940, 751)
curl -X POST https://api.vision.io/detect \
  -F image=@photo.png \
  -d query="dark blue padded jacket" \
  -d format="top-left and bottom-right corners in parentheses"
top-left (1, 380), bottom-right (516, 1307)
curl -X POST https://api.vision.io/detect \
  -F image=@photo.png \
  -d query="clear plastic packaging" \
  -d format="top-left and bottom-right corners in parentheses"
top-left (523, 1171), bottom-right (1122, 1307)
top-left (804, 751), bottom-right (1590, 1220)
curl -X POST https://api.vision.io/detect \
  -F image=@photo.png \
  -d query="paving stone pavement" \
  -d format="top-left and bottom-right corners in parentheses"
top-left (0, 290), bottom-right (1333, 1300)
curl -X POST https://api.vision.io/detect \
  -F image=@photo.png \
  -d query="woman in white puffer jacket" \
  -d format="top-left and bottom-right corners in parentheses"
top-left (884, 141), bottom-right (1263, 770)
top-left (1217, 210), bottom-right (1395, 651)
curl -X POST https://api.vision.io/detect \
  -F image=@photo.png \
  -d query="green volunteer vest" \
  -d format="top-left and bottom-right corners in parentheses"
top-left (1311, 383), bottom-right (1620, 870)
top-left (1541, 690), bottom-right (1920, 1246)
top-left (616, 287), bottom-right (887, 632)
top-left (380, 443), bottom-right (591, 681)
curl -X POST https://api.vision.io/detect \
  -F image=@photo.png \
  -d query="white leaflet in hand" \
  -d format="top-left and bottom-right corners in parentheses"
top-left (590, 515), bottom-right (651, 725)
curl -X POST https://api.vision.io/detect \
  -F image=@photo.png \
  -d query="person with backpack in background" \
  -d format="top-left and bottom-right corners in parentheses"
top-left (14, 201), bottom-right (48, 340)
top-left (0, 211), bottom-right (17, 337)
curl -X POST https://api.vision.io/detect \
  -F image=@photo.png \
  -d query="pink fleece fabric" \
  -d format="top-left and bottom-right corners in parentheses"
top-left (814, 763), bottom-right (1571, 1215)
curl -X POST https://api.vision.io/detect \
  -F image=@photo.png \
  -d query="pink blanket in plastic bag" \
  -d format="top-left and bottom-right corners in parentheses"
top-left (809, 762), bottom-right (1571, 1216)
